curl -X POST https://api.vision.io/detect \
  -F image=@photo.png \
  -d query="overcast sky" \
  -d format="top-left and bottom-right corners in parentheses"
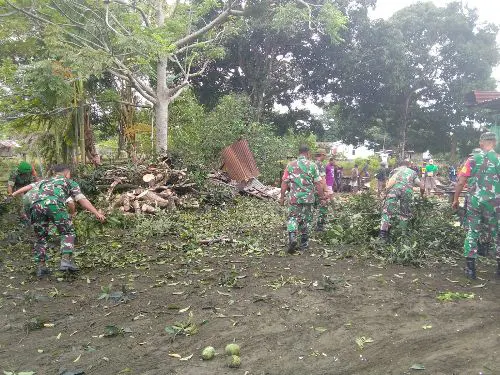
top-left (369, 0), bottom-right (500, 83)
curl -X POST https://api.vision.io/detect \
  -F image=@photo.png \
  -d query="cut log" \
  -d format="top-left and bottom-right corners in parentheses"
top-left (132, 200), bottom-right (141, 212)
top-left (123, 196), bottom-right (131, 212)
top-left (106, 178), bottom-right (123, 201)
top-left (137, 190), bottom-right (149, 199)
top-left (143, 174), bottom-right (155, 183)
top-left (158, 191), bottom-right (173, 199)
top-left (141, 203), bottom-right (156, 214)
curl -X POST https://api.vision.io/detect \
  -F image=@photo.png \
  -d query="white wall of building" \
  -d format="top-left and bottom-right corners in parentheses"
top-left (321, 141), bottom-right (375, 160)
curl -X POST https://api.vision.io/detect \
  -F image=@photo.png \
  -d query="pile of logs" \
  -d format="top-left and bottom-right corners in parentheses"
top-left (100, 162), bottom-right (199, 215)
top-left (207, 172), bottom-right (280, 200)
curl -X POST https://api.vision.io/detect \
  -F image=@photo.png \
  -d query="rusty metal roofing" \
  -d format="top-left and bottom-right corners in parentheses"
top-left (221, 139), bottom-right (260, 182)
top-left (465, 91), bottom-right (500, 105)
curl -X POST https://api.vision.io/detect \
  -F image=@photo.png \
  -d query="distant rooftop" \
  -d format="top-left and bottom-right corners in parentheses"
top-left (465, 91), bottom-right (500, 110)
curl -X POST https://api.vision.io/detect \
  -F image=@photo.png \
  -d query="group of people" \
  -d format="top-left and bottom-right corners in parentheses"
top-left (4, 133), bottom-right (499, 280)
top-left (8, 164), bottom-right (105, 277)
top-left (279, 133), bottom-right (499, 279)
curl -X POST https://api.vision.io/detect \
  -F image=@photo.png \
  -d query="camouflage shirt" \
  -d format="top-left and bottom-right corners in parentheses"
top-left (28, 176), bottom-right (86, 207)
top-left (387, 166), bottom-right (420, 193)
top-left (460, 150), bottom-right (499, 202)
top-left (282, 155), bottom-right (321, 204)
top-left (8, 170), bottom-right (35, 191)
top-left (315, 159), bottom-right (326, 178)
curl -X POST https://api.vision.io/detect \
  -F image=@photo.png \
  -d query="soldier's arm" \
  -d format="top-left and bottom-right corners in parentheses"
top-left (7, 172), bottom-right (15, 195)
top-left (78, 198), bottom-right (105, 222)
top-left (66, 198), bottom-right (76, 217)
top-left (312, 165), bottom-right (325, 199)
top-left (11, 184), bottom-right (34, 197)
top-left (68, 179), bottom-right (106, 222)
top-left (279, 168), bottom-right (290, 205)
top-left (314, 181), bottom-right (326, 200)
top-left (452, 175), bottom-right (467, 209)
top-left (414, 177), bottom-right (424, 195)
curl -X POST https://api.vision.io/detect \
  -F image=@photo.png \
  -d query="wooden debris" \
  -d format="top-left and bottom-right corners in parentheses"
top-left (94, 159), bottom-right (200, 215)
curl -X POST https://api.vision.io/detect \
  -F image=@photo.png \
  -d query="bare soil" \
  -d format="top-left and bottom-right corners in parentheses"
top-left (0, 226), bottom-right (499, 375)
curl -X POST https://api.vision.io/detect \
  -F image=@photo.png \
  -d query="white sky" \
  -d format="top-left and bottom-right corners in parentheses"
top-left (370, 0), bottom-right (500, 83)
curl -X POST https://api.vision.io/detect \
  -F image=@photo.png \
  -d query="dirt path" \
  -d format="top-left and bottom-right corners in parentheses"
top-left (1, 240), bottom-right (498, 375)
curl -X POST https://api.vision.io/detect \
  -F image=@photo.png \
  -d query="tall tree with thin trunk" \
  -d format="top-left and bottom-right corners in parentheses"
top-left (2, 0), bottom-right (340, 152)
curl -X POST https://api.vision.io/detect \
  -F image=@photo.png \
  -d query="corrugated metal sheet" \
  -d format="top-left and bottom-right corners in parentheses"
top-left (465, 91), bottom-right (500, 105)
top-left (221, 139), bottom-right (260, 182)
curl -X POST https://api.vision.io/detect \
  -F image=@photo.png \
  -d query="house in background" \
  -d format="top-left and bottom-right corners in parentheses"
top-left (317, 141), bottom-right (375, 160)
top-left (0, 140), bottom-right (20, 157)
top-left (465, 90), bottom-right (500, 154)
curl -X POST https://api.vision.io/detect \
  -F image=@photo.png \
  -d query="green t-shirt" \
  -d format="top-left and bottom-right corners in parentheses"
top-left (425, 164), bottom-right (438, 176)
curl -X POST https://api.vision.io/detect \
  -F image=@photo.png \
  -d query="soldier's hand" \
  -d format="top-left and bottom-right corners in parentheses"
top-left (95, 211), bottom-right (106, 222)
top-left (451, 200), bottom-right (459, 210)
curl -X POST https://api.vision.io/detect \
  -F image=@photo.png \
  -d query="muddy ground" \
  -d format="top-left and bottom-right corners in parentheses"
top-left (0, 206), bottom-right (499, 375)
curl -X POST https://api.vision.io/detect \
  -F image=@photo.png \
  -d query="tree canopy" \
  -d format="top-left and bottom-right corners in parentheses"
top-left (0, 0), bottom-right (498, 160)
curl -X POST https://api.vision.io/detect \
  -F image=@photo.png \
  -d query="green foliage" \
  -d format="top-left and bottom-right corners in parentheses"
top-left (170, 92), bottom-right (316, 184)
top-left (324, 193), bottom-right (380, 245)
top-left (383, 198), bottom-right (464, 265)
top-left (271, 3), bottom-right (309, 33)
top-left (318, 2), bottom-right (348, 42)
top-left (437, 291), bottom-right (475, 302)
top-left (322, 194), bottom-right (464, 266)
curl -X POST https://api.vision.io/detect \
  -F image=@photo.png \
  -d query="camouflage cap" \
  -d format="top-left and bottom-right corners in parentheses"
top-left (480, 132), bottom-right (496, 141)
top-left (315, 148), bottom-right (327, 156)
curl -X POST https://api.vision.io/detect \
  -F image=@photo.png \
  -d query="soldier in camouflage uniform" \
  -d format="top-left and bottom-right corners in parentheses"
top-left (379, 159), bottom-right (423, 241)
top-left (13, 164), bottom-right (105, 277)
top-left (453, 132), bottom-right (500, 279)
top-left (280, 145), bottom-right (326, 253)
top-left (313, 148), bottom-right (329, 231)
top-left (7, 161), bottom-right (39, 224)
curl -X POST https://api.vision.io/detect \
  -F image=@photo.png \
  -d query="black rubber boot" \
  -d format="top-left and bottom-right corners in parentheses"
top-left (300, 234), bottom-right (309, 250)
top-left (379, 230), bottom-right (389, 242)
top-left (465, 257), bottom-right (476, 280)
top-left (288, 232), bottom-right (298, 254)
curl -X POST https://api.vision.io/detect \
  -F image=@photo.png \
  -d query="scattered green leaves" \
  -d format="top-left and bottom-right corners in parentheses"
top-left (165, 312), bottom-right (199, 337)
top-left (437, 291), bottom-right (475, 302)
top-left (410, 363), bottom-right (425, 370)
top-left (355, 336), bottom-right (374, 350)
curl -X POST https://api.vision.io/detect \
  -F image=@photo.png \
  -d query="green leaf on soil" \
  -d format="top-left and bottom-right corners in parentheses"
top-left (355, 336), bottom-right (374, 350)
top-left (410, 363), bottom-right (425, 370)
top-left (314, 327), bottom-right (328, 333)
top-left (104, 325), bottom-right (122, 337)
top-left (437, 291), bottom-right (474, 302)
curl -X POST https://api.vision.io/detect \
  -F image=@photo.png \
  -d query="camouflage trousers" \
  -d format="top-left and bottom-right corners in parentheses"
top-left (464, 197), bottom-right (499, 259)
top-left (30, 201), bottom-right (75, 263)
top-left (313, 193), bottom-right (328, 227)
top-left (380, 189), bottom-right (412, 232)
top-left (287, 204), bottom-right (313, 235)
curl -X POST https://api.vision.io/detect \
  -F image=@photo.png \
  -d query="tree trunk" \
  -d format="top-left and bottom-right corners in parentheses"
top-left (155, 89), bottom-right (169, 152)
top-left (155, 2), bottom-right (168, 153)
top-left (450, 133), bottom-right (457, 162)
top-left (400, 93), bottom-right (412, 160)
top-left (84, 106), bottom-right (101, 165)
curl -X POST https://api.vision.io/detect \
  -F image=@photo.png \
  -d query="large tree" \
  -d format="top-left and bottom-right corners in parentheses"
top-left (325, 2), bottom-right (499, 155)
top-left (2, 0), bottom-right (347, 152)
